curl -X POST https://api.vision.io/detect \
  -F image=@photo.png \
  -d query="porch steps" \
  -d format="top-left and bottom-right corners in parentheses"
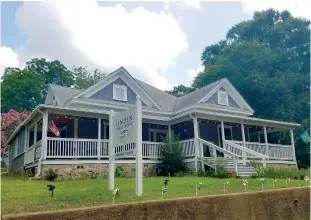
top-left (201, 157), bottom-right (257, 178)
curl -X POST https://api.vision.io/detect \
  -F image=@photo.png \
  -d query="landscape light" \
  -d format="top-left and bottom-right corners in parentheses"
top-left (47, 185), bottom-right (56, 197)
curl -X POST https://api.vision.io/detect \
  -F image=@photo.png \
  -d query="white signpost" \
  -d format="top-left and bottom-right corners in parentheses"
top-left (109, 96), bottom-right (143, 196)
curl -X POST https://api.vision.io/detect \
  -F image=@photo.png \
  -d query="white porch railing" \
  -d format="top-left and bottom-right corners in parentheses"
top-left (268, 144), bottom-right (294, 160)
top-left (223, 140), bottom-right (268, 161)
top-left (232, 141), bottom-right (294, 161)
top-left (47, 137), bottom-right (109, 158)
top-left (25, 140), bottom-right (42, 165)
top-left (180, 138), bottom-right (195, 157)
top-left (142, 142), bottom-right (163, 158)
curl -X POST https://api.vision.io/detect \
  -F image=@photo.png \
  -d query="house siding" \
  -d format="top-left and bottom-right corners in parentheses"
top-left (89, 78), bottom-right (147, 106)
top-left (9, 128), bottom-right (26, 173)
top-left (204, 87), bottom-right (240, 109)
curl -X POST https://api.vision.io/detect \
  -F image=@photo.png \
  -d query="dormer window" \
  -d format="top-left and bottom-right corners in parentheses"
top-left (113, 84), bottom-right (127, 101)
top-left (218, 90), bottom-right (228, 106)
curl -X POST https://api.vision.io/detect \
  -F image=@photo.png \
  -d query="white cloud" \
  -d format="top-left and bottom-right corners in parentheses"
top-left (164, 0), bottom-right (202, 11)
top-left (12, 1), bottom-right (189, 90)
top-left (0, 47), bottom-right (19, 77)
top-left (186, 64), bottom-right (204, 86)
top-left (241, 0), bottom-right (311, 19)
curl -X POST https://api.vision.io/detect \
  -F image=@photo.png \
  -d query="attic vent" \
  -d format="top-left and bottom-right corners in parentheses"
top-left (218, 90), bottom-right (228, 106)
top-left (113, 84), bottom-right (127, 101)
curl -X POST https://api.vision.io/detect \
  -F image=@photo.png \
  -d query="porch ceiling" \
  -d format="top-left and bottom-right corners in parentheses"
top-left (49, 113), bottom-right (74, 128)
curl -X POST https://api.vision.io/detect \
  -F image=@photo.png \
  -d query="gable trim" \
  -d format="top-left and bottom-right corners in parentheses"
top-left (198, 79), bottom-right (254, 113)
top-left (69, 67), bottom-right (161, 110)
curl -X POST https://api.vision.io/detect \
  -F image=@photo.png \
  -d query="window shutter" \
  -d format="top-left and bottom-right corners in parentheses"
top-left (218, 90), bottom-right (228, 106)
top-left (113, 84), bottom-right (127, 101)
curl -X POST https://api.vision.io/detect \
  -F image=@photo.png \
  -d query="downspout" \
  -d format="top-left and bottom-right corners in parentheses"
top-left (189, 114), bottom-right (200, 172)
top-left (36, 109), bottom-right (44, 177)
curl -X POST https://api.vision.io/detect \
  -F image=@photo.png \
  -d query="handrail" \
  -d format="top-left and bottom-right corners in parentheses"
top-left (28, 140), bottom-right (42, 151)
top-left (233, 140), bottom-right (266, 146)
top-left (198, 138), bottom-right (239, 158)
top-left (224, 140), bottom-right (268, 159)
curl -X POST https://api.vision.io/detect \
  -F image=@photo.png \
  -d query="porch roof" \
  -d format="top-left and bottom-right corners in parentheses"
top-left (6, 103), bottom-right (300, 145)
top-left (192, 110), bottom-right (300, 129)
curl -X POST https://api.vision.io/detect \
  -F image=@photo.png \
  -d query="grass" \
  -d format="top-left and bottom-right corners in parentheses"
top-left (1, 175), bottom-right (309, 215)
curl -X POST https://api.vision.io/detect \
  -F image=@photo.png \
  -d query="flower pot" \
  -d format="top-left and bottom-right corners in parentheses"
top-left (227, 171), bottom-right (237, 178)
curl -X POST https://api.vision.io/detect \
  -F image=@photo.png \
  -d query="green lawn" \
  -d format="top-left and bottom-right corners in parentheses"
top-left (1, 175), bottom-right (308, 215)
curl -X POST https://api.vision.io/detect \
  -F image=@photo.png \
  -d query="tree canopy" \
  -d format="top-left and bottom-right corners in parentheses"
top-left (169, 9), bottom-right (310, 167)
top-left (1, 58), bottom-right (106, 112)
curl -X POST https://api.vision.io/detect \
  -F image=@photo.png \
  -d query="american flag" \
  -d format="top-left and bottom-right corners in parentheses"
top-left (48, 120), bottom-right (60, 136)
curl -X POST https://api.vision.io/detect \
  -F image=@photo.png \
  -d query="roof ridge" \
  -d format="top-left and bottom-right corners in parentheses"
top-left (176, 78), bottom-right (226, 99)
top-left (134, 78), bottom-right (177, 99)
top-left (49, 83), bottom-right (82, 91)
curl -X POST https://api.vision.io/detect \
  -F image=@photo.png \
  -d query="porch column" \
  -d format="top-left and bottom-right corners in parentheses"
top-left (290, 129), bottom-right (297, 167)
top-left (168, 124), bottom-right (171, 142)
top-left (74, 118), bottom-right (78, 138)
top-left (193, 116), bottom-right (199, 172)
top-left (34, 124), bottom-right (37, 144)
top-left (221, 121), bottom-right (225, 145)
top-left (36, 111), bottom-right (48, 176)
top-left (42, 111), bottom-right (48, 160)
top-left (73, 118), bottom-right (78, 158)
top-left (24, 126), bottom-right (29, 152)
top-left (241, 123), bottom-right (246, 165)
top-left (263, 126), bottom-right (268, 168)
top-left (97, 118), bottom-right (101, 160)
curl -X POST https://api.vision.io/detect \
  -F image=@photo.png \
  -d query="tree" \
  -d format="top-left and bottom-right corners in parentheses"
top-left (157, 135), bottom-right (187, 176)
top-left (166, 85), bottom-right (194, 97)
top-left (72, 66), bottom-right (106, 89)
top-left (193, 9), bottom-right (310, 167)
top-left (1, 58), bottom-right (106, 112)
top-left (1, 110), bottom-right (30, 156)
top-left (1, 68), bottom-right (44, 112)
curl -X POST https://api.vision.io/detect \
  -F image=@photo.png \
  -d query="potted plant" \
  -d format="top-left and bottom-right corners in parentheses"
top-left (227, 169), bottom-right (237, 178)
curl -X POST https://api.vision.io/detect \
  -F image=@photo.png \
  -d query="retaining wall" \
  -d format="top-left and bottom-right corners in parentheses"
top-left (2, 187), bottom-right (310, 220)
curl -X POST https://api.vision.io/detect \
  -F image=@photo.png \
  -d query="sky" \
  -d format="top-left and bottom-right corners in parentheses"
top-left (0, 0), bottom-right (310, 90)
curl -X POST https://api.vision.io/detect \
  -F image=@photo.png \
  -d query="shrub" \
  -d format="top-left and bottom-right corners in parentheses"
top-left (214, 158), bottom-right (227, 179)
top-left (256, 166), bottom-right (310, 179)
top-left (174, 171), bottom-right (185, 177)
top-left (44, 169), bottom-right (58, 181)
top-left (157, 135), bottom-right (187, 176)
top-left (115, 165), bottom-right (124, 177)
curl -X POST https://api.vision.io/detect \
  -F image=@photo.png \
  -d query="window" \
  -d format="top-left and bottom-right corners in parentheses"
top-left (148, 129), bottom-right (168, 142)
top-left (113, 84), bottom-right (127, 101)
top-left (218, 90), bottom-right (228, 106)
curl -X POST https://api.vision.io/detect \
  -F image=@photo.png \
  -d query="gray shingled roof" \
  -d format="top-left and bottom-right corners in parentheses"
top-left (173, 78), bottom-right (225, 111)
top-left (50, 84), bottom-right (82, 106)
top-left (48, 77), bottom-right (225, 112)
top-left (135, 79), bottom-right (177, 111)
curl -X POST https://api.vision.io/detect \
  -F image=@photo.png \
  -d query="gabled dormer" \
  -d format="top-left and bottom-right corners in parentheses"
top-left (198, 78), bottom-right (254, 115)
top-left (66, 67), bottom-right (162, 110)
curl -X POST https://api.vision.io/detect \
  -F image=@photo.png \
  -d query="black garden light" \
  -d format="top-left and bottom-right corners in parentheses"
top-left (47, 185), bottom-right (56, 197)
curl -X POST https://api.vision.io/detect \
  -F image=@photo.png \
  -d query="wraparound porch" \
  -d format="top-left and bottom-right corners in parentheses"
top-left (17, 107), bottom-right (298, 176)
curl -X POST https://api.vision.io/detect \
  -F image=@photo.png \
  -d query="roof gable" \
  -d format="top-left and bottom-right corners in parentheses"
top-left (45, 84), bottom-right (81, 106)
top-left (71, 67), bottom-right (161, 109)
top-left (173, 78), bottom-right (224, 111)
top-left (198, 78), bottom-right (254, 114)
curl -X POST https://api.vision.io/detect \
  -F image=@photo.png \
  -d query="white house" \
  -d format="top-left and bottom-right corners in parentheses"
top-left (6, 67), bottom-right (300, 178)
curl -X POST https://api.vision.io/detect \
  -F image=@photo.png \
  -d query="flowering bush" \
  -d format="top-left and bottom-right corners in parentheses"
top-left (1, 109), bottom-right (30, 155)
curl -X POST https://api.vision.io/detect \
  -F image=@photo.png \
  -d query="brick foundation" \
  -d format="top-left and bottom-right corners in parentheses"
top-left (41, 163), bottom-right (157, 180)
